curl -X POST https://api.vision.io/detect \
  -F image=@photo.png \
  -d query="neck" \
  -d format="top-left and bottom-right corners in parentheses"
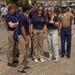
top-left (24, 12), bottom-right (27, 16)
top-left (38, 14), bottom-right (42, 16)
top-left (10, 12), bottom-right (14, 14)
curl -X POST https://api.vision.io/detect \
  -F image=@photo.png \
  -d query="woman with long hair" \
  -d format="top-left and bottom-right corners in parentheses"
top-left (30, 6), bottom-right (46, 63)
top-left (46, 7), bottom-right (60, 63)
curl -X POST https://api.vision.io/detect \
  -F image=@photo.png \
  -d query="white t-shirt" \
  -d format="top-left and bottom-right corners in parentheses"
top-left (1, 7), bottom-right (8, 16)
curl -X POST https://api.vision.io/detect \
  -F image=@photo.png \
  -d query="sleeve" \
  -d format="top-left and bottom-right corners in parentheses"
top-left (5, 15), bottom-right (12, 23)
top-left (54, 16), bottom-right (58, 22)
top-left (31, 17), bottom-right (35, 24)
top-left (46, 19), bottom-right (50, 25)
top-left (70, 13), bottom-right (75, 18)
top-left (20, 17), bottom-right (26, 27)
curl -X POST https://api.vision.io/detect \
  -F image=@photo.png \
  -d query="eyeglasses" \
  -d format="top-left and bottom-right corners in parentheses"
top-left (38, 9), bottom-right (43, 11)
top-left (48, 10), bottom-right (52, 12)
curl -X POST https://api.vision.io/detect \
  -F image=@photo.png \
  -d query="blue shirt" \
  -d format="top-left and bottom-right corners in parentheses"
top-left (31, 16), bottom-right (46, 29)
top-left (6, 12), bottom-right (18, 30)
top-left (46, 16), bottom-right (58, 29)
top-left (28, 10), bottom-right (36, 19)
top-left (14, 12), bottom-right (20, 21)
top-left (20, 14), bottom-right (29, 35)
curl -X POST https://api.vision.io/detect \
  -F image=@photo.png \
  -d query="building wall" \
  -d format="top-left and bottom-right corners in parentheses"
top-left (36, 0), bottom-right (75, 4)
top-left (0, 0), bottom-right (6, 5)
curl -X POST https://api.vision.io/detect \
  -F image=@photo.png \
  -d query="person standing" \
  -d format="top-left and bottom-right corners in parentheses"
top-left (17, 4), bottom-right (31, 73)
top-left (1, 5), bottom-right (8, 24)
top-left (30, 6), bottom-right (46, 63)
top-left (46, 7), bottom-right (60, 63)
top-left (5, 4), bottom-right (19, 67)
top-left (58, 4), bottom-right (75, 58)
top-left (28, 2), bottom-right (38, 57)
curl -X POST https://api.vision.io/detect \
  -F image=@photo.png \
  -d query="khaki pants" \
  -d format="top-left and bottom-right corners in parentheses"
top-left (18, 35), bottom-right (28, 71)
top-left (7, 31), bottom-right (19, 63)
top-left (33, 30), bottom-right (44, 59)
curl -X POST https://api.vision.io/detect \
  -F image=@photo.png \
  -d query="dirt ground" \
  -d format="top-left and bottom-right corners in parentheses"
top-left (0, 23), bottom-right (75, 75)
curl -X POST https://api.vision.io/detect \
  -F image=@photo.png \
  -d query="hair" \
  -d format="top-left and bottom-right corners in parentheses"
top-left (34, 6), bottom-right (45, 18)
top-left (45, 7), bottom-right (53, 21)
top-left (32, 2), bottom-right (37, 6)
top-left (22, 4), bottom-right (31, 13)
top-left (8, 3), bottom-right (16, 12)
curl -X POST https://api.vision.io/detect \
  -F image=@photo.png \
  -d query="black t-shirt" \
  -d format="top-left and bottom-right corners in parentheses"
top-left (46, 16), bottom-right (58, 29)
top-left (20, 14), bottom-right (29, 35)
top-left (31, 16), bottom-right (46, 29)
top-left (5, 12), bottom-right (18, 30)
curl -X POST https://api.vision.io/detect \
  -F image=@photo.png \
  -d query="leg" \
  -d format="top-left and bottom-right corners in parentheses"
top-left (33, 30), bottom-right (39, 59)
top-left (60, 28), bottom-right (66, 55)
top-left (7, 31), bottom-right (15, 63)
top-left (52, 30), bottom-right (59, 59)
top-left (18, 35), bottom-right (28, 71)
top-left (38, 30), bottom-right (43, 59)
top-left (66, 28), bottom-right (71, 57)
top-left (47, 30), bottom-right (53, 58)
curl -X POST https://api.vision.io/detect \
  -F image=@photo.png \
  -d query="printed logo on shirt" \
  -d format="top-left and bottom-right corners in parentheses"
top-left (41, 19), bottom-right (44, 21)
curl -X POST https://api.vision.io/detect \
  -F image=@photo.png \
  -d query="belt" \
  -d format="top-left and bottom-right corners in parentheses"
top-left (34, 28), bottom-right (43, 30)
top-left (48, 28), bottom-right (57, 30)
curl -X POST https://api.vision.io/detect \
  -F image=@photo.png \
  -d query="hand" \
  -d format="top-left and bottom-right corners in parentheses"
top-left (26, 36), bottom-right (30, 46)
top-left (30, 33), bottom-right (33, 38)
top-left (15, 21), bottom-right (19, 26)
top-left (49, 21), bottom-right (55, 24)
top-left (58, 31), bottom-right (60, 36)
top-left (44, 33), bottom-right (46, 39)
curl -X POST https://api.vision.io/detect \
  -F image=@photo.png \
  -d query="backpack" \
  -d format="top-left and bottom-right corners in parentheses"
top-left (13, 25), bottom-right (20, 42)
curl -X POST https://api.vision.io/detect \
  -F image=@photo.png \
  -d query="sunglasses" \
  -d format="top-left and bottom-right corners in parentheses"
top-left (38, 9), bottom-right (43, 11)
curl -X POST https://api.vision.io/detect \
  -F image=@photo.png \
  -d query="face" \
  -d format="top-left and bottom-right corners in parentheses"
top-left (62, 7), bottom-right (67, 13)
top-left (10, 8), bottom-right (16, 14)
top-left (38, 7), bottom-right (43, 15)
top-left (27, 9), bottom-right (31, 14)
top-left (47, 7), bottom-right (52, 15)
top-left (33, 3), bottom-right (38, 10)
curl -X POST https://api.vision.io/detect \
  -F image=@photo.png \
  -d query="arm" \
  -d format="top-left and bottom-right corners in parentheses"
top-left (30, 24), bottom-right (33, 34)
top-left (71, 13), bottom-right (75, 19)
top-left (20, 26), bottom-right (28, 41)
top-left (43, 25), bottom-right (47, 39)
top-left (8, 21), bottom-right (19, 28)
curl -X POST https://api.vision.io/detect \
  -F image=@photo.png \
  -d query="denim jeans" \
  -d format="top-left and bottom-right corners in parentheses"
top-left (60, 27), bottom-right (71, 55)
top-left (47, 29), bottom-right (59, 58)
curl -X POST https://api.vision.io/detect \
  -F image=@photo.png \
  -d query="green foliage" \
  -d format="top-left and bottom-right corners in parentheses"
top-left (6, 0), bottom-right (29, 6)
top-left (17, 0), bottom-right (29, 6)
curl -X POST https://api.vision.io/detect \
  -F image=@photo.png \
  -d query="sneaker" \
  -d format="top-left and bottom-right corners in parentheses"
top-left (55, 58), bottom-right (59, 63)
top-left (17, 70), bottom-right (26, 73)
top-left (34, 59), bottom-right (38, 63)
top-left (7, 62), bottom-right (17, 67)
top-left (40, 58), bottom-right (45, 63)
top-left (48, 57), bottom-right (52, 61)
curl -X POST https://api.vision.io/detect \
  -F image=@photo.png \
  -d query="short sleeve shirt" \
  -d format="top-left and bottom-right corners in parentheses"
top-left (28, 10), bottom-right (36, 19)
top-left (20, 14), bottom-right (29, 35)
top-left (46, 16), bottom-right (58, 29)
top-left (5, 12), bottom-right (18, 30)
top-left (31, 16), bottom-right (46, 29)
top-left (14, 12), bottom-right (20, 21)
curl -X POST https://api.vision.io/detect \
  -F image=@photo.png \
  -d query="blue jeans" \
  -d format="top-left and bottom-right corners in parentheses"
top-left (60, 27), bottom-right (71, 55)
